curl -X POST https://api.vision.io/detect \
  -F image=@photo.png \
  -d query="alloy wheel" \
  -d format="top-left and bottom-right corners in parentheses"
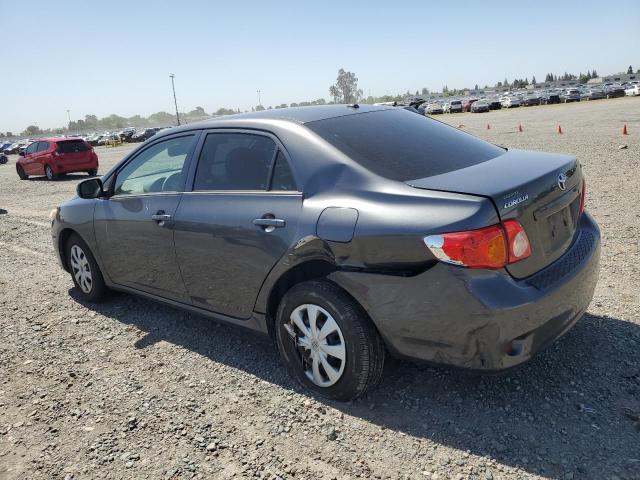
top-left (46, 165), bottom-right (54, 180)
top-left (70, 244), bottom-right (92, 293)
top-left (284, 304), bottom-right (346, 387)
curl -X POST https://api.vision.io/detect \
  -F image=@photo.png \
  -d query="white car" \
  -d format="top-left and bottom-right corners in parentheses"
top-left (500, 96), bottom-right (521, 108)
top-left (625, 85), bottom-right (640, 96)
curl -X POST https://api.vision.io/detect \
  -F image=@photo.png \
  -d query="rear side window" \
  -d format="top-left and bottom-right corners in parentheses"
top-left (270, 151), bottom-right (296, 191)
top-left (37, 141), bottom-right (49, 152)
top-left (193, 133), bottom-right (277, 191)
top-left (56, 140), bottom-right (89, 153)
top-left (306, 109), bottom-right (504, 181)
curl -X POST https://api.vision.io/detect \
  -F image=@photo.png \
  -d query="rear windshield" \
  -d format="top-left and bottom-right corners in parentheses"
top-left (56, 140), bottom-right (89, 153)
top-left (306, 109), bottom-right (504, 181)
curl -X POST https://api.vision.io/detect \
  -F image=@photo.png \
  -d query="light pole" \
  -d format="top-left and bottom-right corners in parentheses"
top-left (169, 74), bottom-right (180, 126)
top-left (256, 89), bottom-right (262, 106)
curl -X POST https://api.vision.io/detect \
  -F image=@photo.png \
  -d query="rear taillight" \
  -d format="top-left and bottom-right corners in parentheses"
top-left (424, 220), bottom-right (531, 269)
top-left (579, 178), bottom-right (586, 215)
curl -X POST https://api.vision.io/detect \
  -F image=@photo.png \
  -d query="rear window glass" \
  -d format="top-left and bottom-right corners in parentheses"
top-left (306, 109), bottom-right (504, 181)
top-left (56, 140), bottom-right (89, 153)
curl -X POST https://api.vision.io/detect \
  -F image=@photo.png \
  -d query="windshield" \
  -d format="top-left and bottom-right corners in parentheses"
top-left (306, 109), bottom-right (504, 181)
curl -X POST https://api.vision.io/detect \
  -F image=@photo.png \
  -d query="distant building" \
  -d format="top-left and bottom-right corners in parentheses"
top-left (588, 72), bottom-right (638, 84)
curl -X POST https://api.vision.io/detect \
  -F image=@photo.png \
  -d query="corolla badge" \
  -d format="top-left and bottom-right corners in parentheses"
top-left (557, 172), bottom-right (567, 190)
top-left (504, 193), bottom-right (529, 209)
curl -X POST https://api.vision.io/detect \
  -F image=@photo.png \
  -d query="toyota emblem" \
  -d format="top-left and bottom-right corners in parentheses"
top-left (557, 172), bottom-right (567, 191)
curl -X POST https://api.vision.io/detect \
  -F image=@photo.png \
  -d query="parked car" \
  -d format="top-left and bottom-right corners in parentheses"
top-left (16, 138), bottom-right (98, 180)
top-left (561, 89), bottom-right (581, 103)
top-left (4, 141), bottom-right (28, 154)
top-left (603, 84), bottom-right (625, 98)
top-left (500, 96), bottom-right (520, 108)
top-left (540, 92), bottom-right (561, 104)
top-left (423, 103), bottom-right (443, 115)
top-left (470, 100), bottom-right (490, 112)
top-left (486, 98), bottom-right (502, 110)
top-left (581, 88), bottom-right (605, 101)
top-left (461, 98), bottom-right (478, 112)
top-left (87, 134), bottom-right (107, 146)
top-left (0, 142), bottom-right (13, 152)
top-left (119, 127), bottom-right (137, 142)
top-left (521, 94), bottom-right (541, 106)
top-left (443, 100), bottom-right (463, 113)
top-left (51, 105), bottom-right (600, 401)
top-left (132, 127), bottom-right (161, 142)
top-left (625, 84), bottom-right (640, 96)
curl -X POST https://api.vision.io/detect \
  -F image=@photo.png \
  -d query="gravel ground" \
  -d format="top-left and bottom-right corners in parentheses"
top-left (1, 97), bottom-right (639, 480)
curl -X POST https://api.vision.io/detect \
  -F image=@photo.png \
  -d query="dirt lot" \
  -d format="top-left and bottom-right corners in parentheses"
top-left (1, 98), bottom-right (639, 480)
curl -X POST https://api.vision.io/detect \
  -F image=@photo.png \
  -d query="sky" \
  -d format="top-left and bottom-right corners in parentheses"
top-left (1, 0), bottom-right (638, 133)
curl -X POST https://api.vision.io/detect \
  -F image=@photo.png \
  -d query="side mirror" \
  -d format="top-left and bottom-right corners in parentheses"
top-left (77, 177), bottom-right (104, 199)
top-left (19, 151), bottom-right (25, 157)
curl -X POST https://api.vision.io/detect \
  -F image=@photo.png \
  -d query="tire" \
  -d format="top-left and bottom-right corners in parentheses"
top-left (66, 233), bottom-right (109, 303)
top-left (16, 165), bottom-right (28, 180)
top-left (275, 280), bottom-right (385, 401)
top-left (45, 164), bottom-right (57, 180)
top-left (0, 155), bottom-right (7, 164)
top-left (87, 168), bottom-right (98, 176)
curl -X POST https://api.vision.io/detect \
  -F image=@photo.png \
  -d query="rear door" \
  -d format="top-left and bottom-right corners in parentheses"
top-left (35, 141), bottom-right (51, 174)
top-left (173, 130), bottom-right (302, 319)
top-left (94, 133), bottom-right (199, 302)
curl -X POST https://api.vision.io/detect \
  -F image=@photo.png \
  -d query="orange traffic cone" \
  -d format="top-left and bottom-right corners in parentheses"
top-left (518, 124), bottom-right (523, 132)
top-left (622, 124), bottom-right (628, 135)
top-left (557, 125), bottom-right (563, 134)
top-left (486, 124), bottom-right (491, 130)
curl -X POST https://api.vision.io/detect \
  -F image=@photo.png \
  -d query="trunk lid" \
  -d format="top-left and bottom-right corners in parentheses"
top-left (407, 149), bottom-right (583, 278)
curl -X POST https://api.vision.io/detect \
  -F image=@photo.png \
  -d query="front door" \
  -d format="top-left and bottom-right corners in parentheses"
top-left (173, 132), bottom-right (302, 318)
top-left (94, 133), bottom-right (199, 302)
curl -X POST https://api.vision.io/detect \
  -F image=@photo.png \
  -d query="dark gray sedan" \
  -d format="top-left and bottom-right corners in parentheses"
top-left (51, 105), bottom-right (600, 401)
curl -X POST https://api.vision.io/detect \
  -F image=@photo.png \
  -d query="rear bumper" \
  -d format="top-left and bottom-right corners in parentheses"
top-left (51, 159), bottom-right (98, 174)
top-left (329, 213), bottom-right (600, 370)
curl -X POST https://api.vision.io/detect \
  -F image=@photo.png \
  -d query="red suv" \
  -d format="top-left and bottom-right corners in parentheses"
top-left (16, 138), bottom-right (99, 180)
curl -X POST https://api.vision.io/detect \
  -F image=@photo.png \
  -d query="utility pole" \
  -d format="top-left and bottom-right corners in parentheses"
top-left (66, 110), bottom-right (71, 127)
top-left (170, 74), bottom-right (180, 126)
top-left (256, 89), bottom-right (262, 106)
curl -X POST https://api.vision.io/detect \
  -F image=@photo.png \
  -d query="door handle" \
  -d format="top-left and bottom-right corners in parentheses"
top-left (253, 218), bottom-right (285, 229)
top-left (151, 213), bottom-right (172, 222)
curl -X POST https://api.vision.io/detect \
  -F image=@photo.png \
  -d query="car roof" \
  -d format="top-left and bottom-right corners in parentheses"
top-left (170, 104), bottom-right (396, 132)
top-left (38, 137), bottom-right (85, 142)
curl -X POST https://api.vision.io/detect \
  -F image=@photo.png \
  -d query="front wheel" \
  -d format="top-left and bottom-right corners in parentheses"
top-left (16, 165), bottom-right (28, 180)
top-left (45, 164), bottom-right (57, 180)
top-left (275, 280), bottom-right (385, 401)
top-left (66, 233), bottom-right (109, 302)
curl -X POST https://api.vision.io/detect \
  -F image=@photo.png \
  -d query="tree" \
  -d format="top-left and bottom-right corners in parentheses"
top-left (255, 105), bottom-right (265, 111)
top-left (329, 68), bottom-right (363, 104)
top-left (22, 125), bottom-right (42, 136)
top-left (592, 69), bottom-right (597, 78)
top-left (474, 84), bottom-right (479, 91)
top-left (421, 87), bottom-right (429, 95)
top-left (628, 65), bottom-right (633, 74)
top-left (531, 75), bottom-right (536, 85)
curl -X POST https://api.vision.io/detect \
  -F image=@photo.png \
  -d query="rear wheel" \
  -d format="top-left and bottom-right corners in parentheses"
top-left (66, 233), bottom-right (108, 302)
top-left (16, 165), bottom-right (28, 180)
top-left (45, 164), bottom-right (57, 180)
top-left (87, 168), bottom-right (98, 176)
top-left (275, 280), bottom-right (385, 401)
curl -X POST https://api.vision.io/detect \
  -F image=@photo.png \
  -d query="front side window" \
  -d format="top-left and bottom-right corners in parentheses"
top-left (114, 135), bottom-right (196, 196)
top-left (37, 141), bottom-right (49, 152)
top-left (193, 133), bottom-right (277, 191)
top-left (25, 143), bottom-right (38, 155)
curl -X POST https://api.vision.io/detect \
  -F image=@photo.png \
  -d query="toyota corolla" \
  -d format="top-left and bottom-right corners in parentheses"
top-left (50, 105), bottom-right (600, 401)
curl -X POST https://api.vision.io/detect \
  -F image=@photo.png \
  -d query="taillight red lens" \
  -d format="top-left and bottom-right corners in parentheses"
top-left (425, 220), bottom-right (531, 269)
top-left (426, 225), bottom-right (507, 269)
top-left (579, 178), bottom-right (586, 214)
